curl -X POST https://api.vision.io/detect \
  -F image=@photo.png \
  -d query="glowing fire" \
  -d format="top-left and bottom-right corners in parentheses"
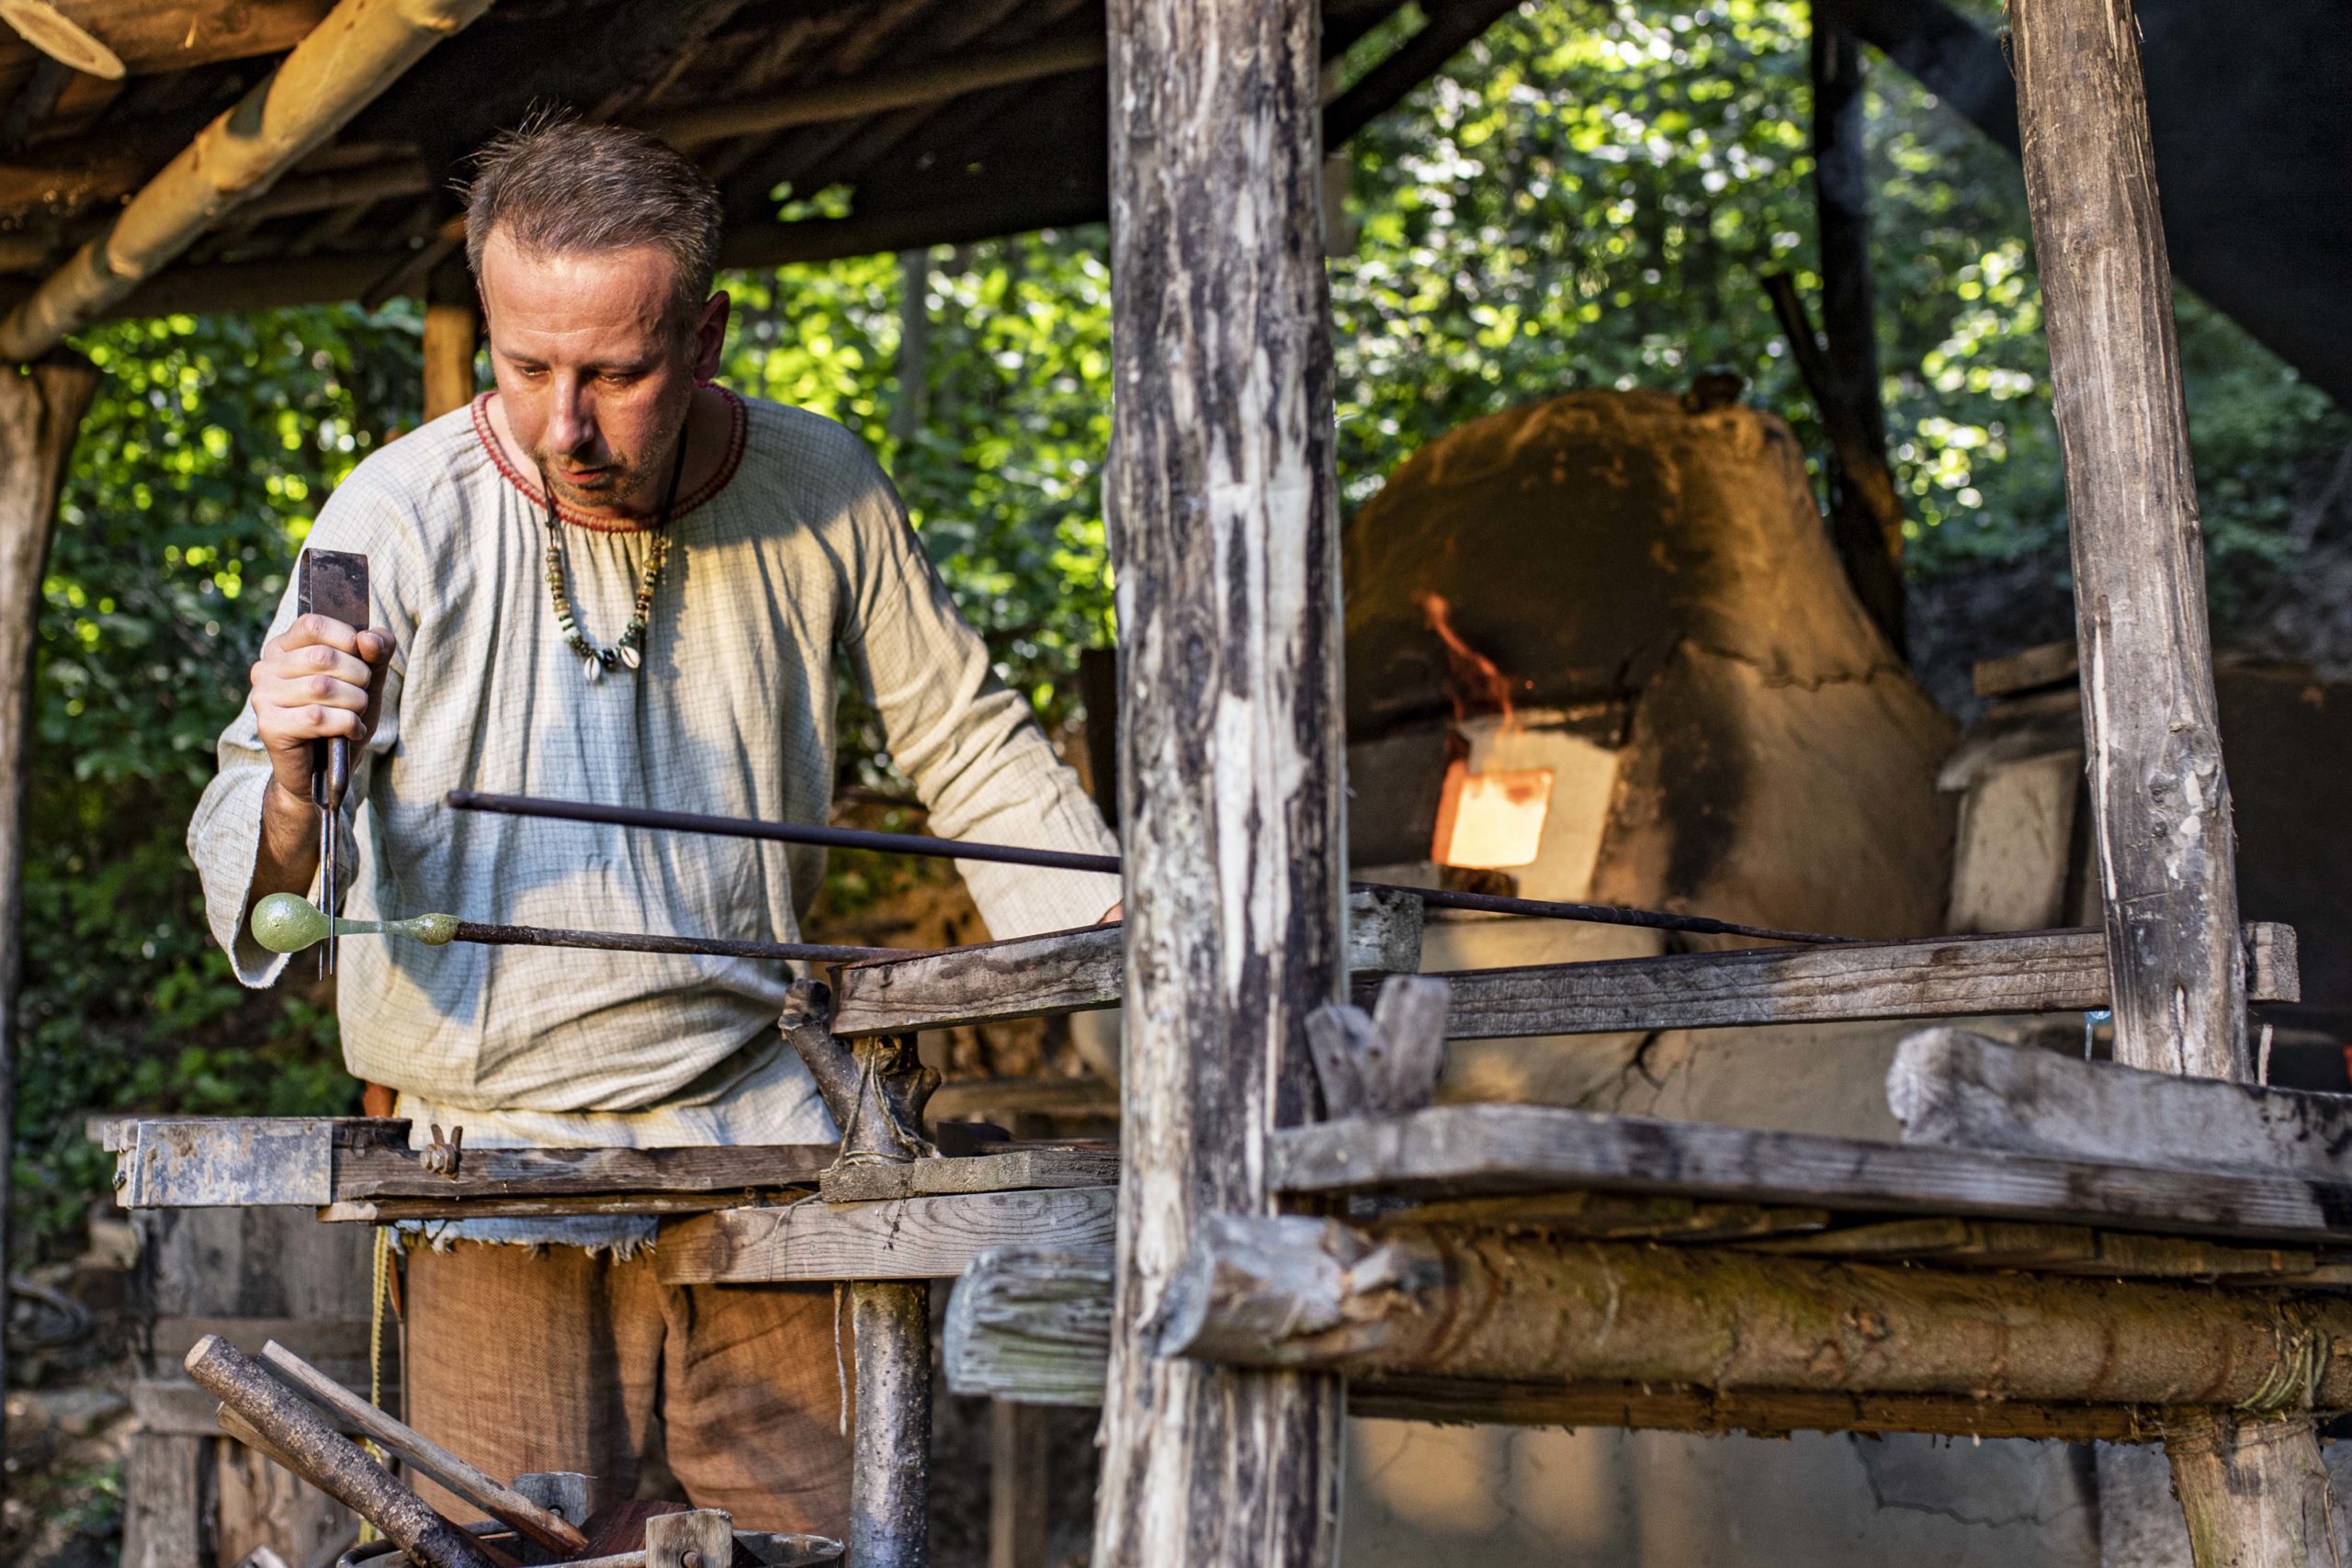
top-left (1419, 592), bottom-right (1520, 731)
top-left (1431, 760), bottom-right (1555, 869)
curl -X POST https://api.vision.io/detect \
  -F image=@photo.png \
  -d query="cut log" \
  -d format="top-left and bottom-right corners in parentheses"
top-left (258, 1339), bottom-right (589, 1557)
top-left (183, 1335), bottom-right (492, 1568)
top-left (0, 2), bottom-right (334, 75)
top-left (1891, 1029), bottom-right (2352, 1179)
top-left (1265, 1103), bottom-right (2352, 1245)
top-left (2165, 1411), bottom-right (2352, 1567)
top-left (829, 888), bottom-right (1419, 1037)
top-left (655, 1186), bottom-right (1116, 1285)
top-left (944, 1240), bottom-right (2341, 1444)
top-left (1091, 0), bottom-right (1347, 1560)
top-left (850, 1283), bottom-right (928, 1568)
top-left (0, 0), bottom-right (493, 360)
top-left (1157, 1213), bottom-right (2352, 1409)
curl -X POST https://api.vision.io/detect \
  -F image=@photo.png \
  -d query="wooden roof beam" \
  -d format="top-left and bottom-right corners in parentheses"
top-left (0, 1), bottom-right (336, 76)
top-left (0, 0), bottom-right (493, 362)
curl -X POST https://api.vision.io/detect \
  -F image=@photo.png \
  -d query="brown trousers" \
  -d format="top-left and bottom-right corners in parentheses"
top-left (403, 1241), bottom-right (852, 1537)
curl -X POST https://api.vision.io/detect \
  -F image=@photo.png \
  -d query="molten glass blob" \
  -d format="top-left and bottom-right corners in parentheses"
top-left (250, 892), bottom-right (459, 953)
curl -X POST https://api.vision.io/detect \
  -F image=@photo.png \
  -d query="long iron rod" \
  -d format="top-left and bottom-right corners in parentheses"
top-left (446, 791), bottom-right (1854, 945)
top-left (449, 921), bottom-right (898, 965)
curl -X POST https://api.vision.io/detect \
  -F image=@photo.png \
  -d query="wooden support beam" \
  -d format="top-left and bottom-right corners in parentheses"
top-left (1160, 1213), bottom-right (2352, 1408)
top-left (944, 1241), bottom-right (2335, 1444)
top-left (633, 33), bottom-right (1104, 148)
top-left (1426, 921), bottom-right (2295, 1041)
top-left (1891, 1029), bottom-right (2352, 1180)
top-left (852, 1281), bottom-right (930, 1568)
top-left (830, 888), bottom-right (1420, 1036)
top-left (1319, 0), bottom-right (1525, 147)
top-left (0, 355), bottom-right (98, 1483)
top-left (1266, 1104), bottom-right (2352, 1245)
top-left (832, 919), bottom-right (2290, 1043)
top-left (422, 262), bottom-right (477, 422)
top-left (0, 1), bottom-right (337, 75)
top-left (1091, 0), bottom-right (1345, 1559)
top-left (656, 1186), bottom-right (1116, 1284)
top-left (0, 0), bottom-right (492, 361)
top-left (2012, 0), bottom-right (2321, 1551)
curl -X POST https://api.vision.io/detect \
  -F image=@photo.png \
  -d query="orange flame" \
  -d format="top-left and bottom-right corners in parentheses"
top-left (1419, 592), bottom-right (1519, 731)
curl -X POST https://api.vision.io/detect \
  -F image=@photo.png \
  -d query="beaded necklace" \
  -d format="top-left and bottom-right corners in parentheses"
top-left (537, 424), bottom-right (690, 683)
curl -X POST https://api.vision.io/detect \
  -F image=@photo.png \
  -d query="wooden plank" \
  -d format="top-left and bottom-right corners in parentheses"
top-left (820, 1147), bottom-right (1119, 1204)
top-left (315, 1191), bottom-right (776, 1224)
top-left (656, 1187), bottom-right (1117, 1284)
top-left (330, 1141), bottom-right (834, 1200)
top-left (831, 888), bottom-right (1420, 1037)
top-left (1733, 1216), bottom-right (2320, 1279)
top-left (1891, 1028), bottom-right (2352, 1179)
top-left (1266, 1104), bottom-right (2352, 1245)
top-left (1420, 921), bottom-right (2296, 1041)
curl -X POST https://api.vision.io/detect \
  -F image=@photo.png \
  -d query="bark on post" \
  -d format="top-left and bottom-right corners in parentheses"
top-left (0, 357), bottom-right (97, 1484)
top-left (2009, 0), bottom-right (2326, 1555)
top-left (1091, 0), bottom-right (1347, 1562)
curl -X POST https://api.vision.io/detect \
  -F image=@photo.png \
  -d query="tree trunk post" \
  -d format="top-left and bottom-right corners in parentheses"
top-left (1090, 0), bottom-right (1347, 1562)
top-left (1808, 3), bottom-right (1906, 652)
top-left (422, 263), bottom-right (479, 423)
top-left (851, 1280), bottom-right (932, 1568)
top-left (2010, 0), bottom-right (2335, 1557)
top-left (0, 356), bottom-right (98, 1487)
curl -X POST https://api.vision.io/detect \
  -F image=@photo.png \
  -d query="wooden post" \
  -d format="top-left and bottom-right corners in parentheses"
top-left (987, 1402), bottom-right (1050, 1568)
top-left (2009, 0), bottom-right (2335, 1557)
top-left (1090, 0), bottom-right (1347, 1562)
top-left (1805, 3), bottom-right (1906, 651)
top-left (851, 1280), bottom-right (932, 1568)
top-left (422, 263), bottom-right (478, 423)
top-left (0, 357), bottom-right (96, 1489)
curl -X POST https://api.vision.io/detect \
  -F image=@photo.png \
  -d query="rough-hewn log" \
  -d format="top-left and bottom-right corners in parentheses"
top-left (2015, 0), bottom-right (2244, 1082)
top-left (1266, 1103), bottom-right (2352, 1245)
top-left (1091, 0), bottom-right (1345, 1560)
top-left (945, 1239), bottom-right (2341, 1443)
top-left (257, 1339), bottom-right (589, 1557)
top-left (0, 1), bottom-right (335, 75)
top-left (0, 0), bottom-right (492, 361)
top-left (0, 355), bottom-right (96, 1481)
top-left (2013, 0), bottom-right (2316, 1550)
top-left (2165, 1412), bottom-right (2352, 1566)
top-left (1891, 1029), bottom-right (2352, 1179)
top-left (184, 1335), bottom-right (493, 1568)
top-left (1159, 1213), bottom-right (2352, 1408)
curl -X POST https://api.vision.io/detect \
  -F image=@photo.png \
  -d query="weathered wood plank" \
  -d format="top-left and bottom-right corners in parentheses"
top-left (1267, 1104), bottom-right (2352, 1245)
top-left (831, 889), bottom-right (1419, 1037)
top-left (1421, 922), bottom-right (2296, 1041)
top-left (819, 1146), bottom-right (1118, 1204)
top-left (331, 1142), bottom-right (834, 1200)
top-left (1891, 1029), bottom-right (2352, 1179)
top-left (656, 1187), bottom-right (1117, 1284)
top-left (1734, 1215), bottom-right (2320, 1280)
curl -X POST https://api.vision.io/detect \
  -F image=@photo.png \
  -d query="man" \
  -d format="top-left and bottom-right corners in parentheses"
top-left (187, 120), bottom-right (1120, 1532)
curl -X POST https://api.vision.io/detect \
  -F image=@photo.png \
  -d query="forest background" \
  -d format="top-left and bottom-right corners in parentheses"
top-left (17, 0), bottom-right (2352, 1275)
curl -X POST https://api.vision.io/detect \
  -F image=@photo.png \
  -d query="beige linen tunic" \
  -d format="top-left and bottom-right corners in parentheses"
top-left (189, 389), bottom-right (1119, 1176)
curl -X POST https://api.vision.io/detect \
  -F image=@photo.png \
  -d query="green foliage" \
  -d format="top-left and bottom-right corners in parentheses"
top-left (15, 0), bottom-right (2349, 1267)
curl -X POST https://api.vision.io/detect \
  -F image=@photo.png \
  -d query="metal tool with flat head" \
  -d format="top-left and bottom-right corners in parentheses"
top-left (297, 550), bottom-right (369, 977)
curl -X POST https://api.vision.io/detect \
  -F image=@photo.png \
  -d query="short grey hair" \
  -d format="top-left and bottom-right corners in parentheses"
top-left (464, 118), bottom-right (723, 328)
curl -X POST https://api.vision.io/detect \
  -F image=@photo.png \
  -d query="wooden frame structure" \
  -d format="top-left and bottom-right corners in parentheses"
top-left (17, 0), bottom-right (2352, 1564)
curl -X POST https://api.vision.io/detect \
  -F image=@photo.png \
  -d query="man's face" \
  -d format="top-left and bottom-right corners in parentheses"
top-left (479, 228), bottom-right (729, 516)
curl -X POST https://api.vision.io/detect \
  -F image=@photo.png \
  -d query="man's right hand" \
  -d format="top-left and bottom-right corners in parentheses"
top-left (251, 613), bottom-right (395, 801)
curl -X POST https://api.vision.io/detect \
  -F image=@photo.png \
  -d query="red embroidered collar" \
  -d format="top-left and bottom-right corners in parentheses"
top-left (469, 386), bottom-right (748, 534)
